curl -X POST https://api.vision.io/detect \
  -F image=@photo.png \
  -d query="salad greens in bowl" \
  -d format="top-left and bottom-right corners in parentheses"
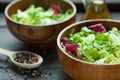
top-left (11, 4), bottom-right (73, 26)
top-left (57, 19), bottom-right (120, 80)
top-left (5, 0), bottom-right (76, 49)
top-left (61, 23), bottom-right (120, 64)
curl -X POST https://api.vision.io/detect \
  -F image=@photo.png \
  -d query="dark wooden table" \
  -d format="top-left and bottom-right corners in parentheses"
top-left (0, 11), bottom-right (120, 80)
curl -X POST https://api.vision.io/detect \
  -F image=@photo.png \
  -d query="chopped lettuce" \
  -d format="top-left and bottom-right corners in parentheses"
top-left (61, 23), bottom-right (120, 64)
top-left (11, 4), bottom-right (73, 26)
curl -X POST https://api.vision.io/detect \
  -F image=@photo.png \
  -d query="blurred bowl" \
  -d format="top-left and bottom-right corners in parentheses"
top-left (57, 19), bottom-right (120, 80)
top-left (5, 0), bottom-right (76, 49)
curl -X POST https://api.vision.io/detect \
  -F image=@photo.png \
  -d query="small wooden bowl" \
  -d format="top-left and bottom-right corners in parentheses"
top-left (5, 0), bottom-right (76, 49)
top-left (57, 19), bottom-right (120, 80)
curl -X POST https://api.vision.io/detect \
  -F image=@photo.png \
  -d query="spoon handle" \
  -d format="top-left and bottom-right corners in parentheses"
top-left (0, 48), bottom-right (14, 57)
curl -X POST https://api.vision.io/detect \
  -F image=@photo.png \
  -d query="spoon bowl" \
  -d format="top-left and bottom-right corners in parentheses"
top-left (0, 48), bottom-right (43, 69)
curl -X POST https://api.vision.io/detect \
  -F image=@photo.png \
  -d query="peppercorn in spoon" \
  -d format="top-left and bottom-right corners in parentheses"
top-left (0, 48), bottom-right (43, 69)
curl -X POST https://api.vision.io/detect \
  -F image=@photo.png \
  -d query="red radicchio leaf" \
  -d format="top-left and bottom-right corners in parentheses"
top-left (61, 37), bottom-right (79, 57)
top-left (50, 4), bottom-right (61, 15)
top-left (65, 43), bottom-right (79, 57)
top-left (61, 37), bottom-right (68, 46)
top-left (88, 23), bottom-right (106, 34)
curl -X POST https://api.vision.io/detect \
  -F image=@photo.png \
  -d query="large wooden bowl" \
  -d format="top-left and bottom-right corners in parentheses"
top-left (57, 19), bottom-right (120, 80)
top-left (5, 0), bottom-right (76, 49)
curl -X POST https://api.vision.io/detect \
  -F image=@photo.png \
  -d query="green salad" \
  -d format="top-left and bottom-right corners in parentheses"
top-left (11, 4), bottom-right (73, 25)
top-left (61, 23), bottom-right (120, 64)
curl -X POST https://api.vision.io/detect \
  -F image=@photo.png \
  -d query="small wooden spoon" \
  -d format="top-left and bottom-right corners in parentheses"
top-left (0, 48), bottom-right (43, 69)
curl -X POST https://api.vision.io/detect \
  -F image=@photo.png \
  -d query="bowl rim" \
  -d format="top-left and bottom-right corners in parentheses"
top-left (57, 19), bottom-right (120, 66)
top-left (4, 0), bottom-right (77, 27)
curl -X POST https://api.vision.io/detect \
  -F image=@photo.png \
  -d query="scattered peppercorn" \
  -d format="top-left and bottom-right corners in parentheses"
top-left (49, 73), bottom-right (52, 76)
top-left (24, 75), bottom-right (28, 80)
top-left (3, 66), bottom-right (8, 72)
top-left (12, 66), bottom-right (43, 77)
top-left (5, 56), bottom-right (9, 63)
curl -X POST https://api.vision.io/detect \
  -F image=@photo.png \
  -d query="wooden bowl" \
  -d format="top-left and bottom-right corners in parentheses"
top-left (57, 19), bottom-right (120, 80)
top-left (5, 0), bottom-right (76, 49)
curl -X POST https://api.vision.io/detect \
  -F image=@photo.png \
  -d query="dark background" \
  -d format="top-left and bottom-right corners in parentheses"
top-left (1, 0), bottom-right (120, 12)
